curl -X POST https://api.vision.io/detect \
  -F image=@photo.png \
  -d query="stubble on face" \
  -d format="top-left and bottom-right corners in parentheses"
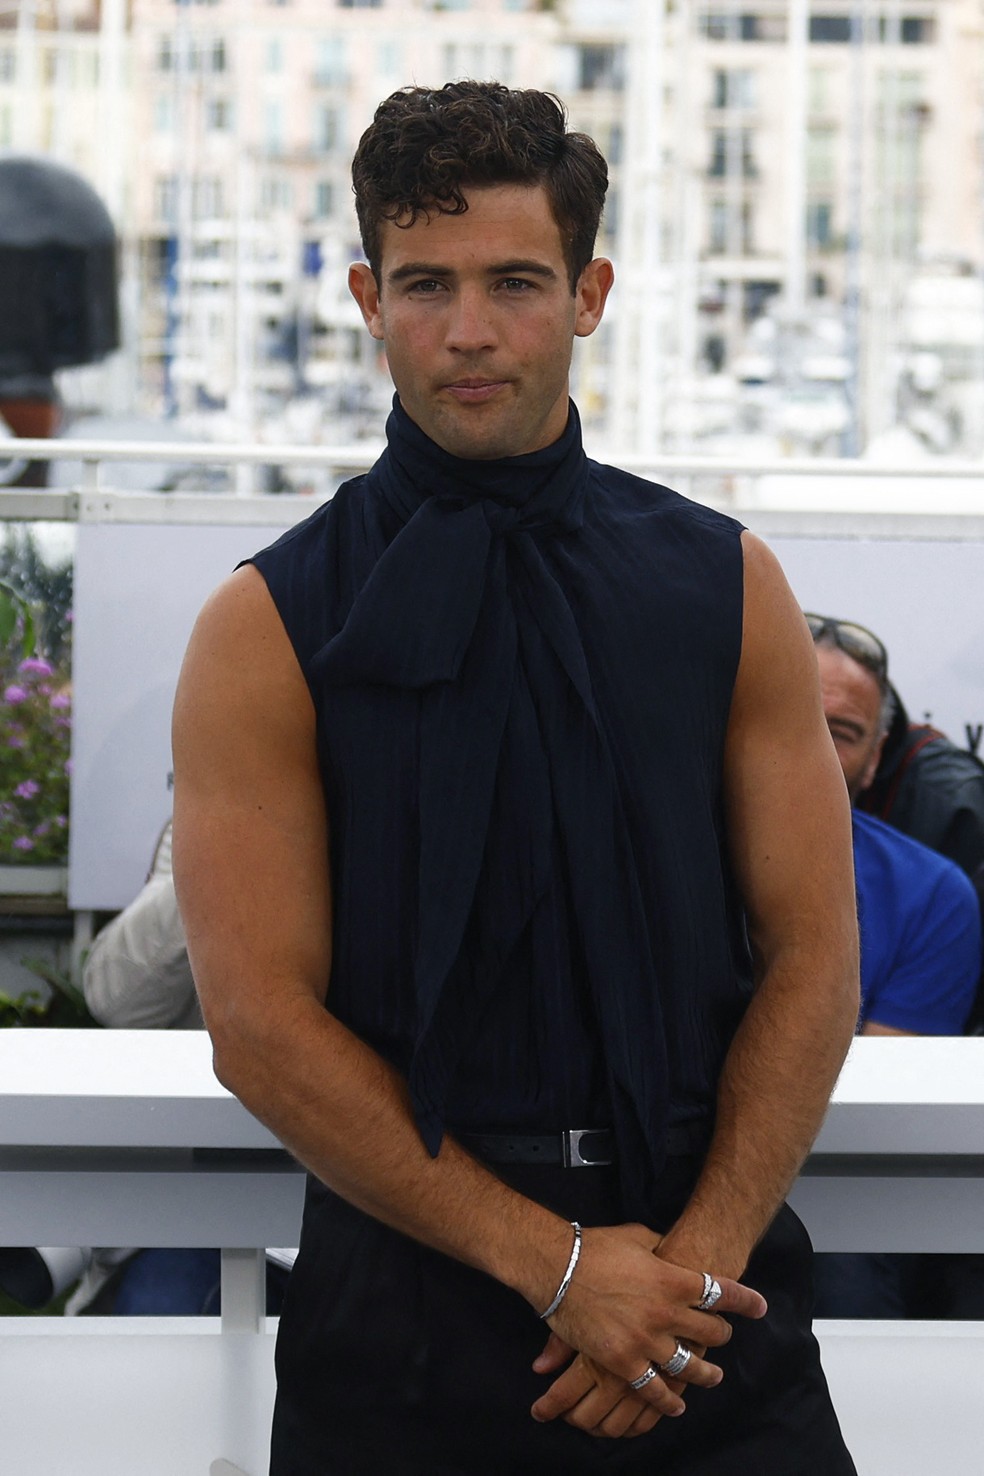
top-left (815, 645), bottom-right (886, 801)
top-left (351, 185), bottom-right (606, 461)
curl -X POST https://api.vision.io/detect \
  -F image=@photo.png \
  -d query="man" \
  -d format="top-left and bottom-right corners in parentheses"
top-left (808, 615), bottom-right (980, 1038)
top-left (858, 675), bottom-right (984, 881)
top-left (83, 822), bottom-right (201, 1031)
top-left (853, 640), bottom-right (984, 1033)
top-left (173, 84), bottom-right (858, 1473)
top-left (810, 615), bottom-right (980, 1318)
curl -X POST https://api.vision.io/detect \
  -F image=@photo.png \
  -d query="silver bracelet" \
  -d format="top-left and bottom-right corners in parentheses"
top-left (539, 1221), bottom-right (582, 1320)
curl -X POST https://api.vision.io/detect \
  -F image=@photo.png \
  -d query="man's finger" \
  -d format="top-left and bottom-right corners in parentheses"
top-left (532, 1328), bottom-right (574, 1375)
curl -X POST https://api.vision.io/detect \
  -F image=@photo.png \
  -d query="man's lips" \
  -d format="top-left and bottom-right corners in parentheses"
top-left (443, 380), bottom-right (509, 403)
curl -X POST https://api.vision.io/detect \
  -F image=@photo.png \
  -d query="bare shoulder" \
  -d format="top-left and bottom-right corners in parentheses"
top-left (173, 564), bottom-right (315, 770)
top-left (731, 530), bottom-right (818, 723)
top-left (172, 566), bottom-right (331, 1020)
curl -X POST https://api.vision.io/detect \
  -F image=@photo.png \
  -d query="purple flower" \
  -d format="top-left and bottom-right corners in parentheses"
top-left (63, 759), bottom-right (73, 776)
top-left (50, 692), bottom-right (71, 710)
top-left (54, 815), bottom-right (67, 828)
top-left (6, 735), bottom-right (25, 749)
top-left (13, 836), bottom-right (35, 852)
top-left (3, 685), bottom-right (28, 705)
top-left (33, 821), bottom-right (50, 838)
top-left (14, 780), bottom-right (40, 799)
top-left (18, 658), bottom-right (54, 677)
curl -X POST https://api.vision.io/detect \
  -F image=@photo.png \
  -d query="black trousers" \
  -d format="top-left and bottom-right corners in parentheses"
top-left (270, 1158), bottom-right (856, 1475)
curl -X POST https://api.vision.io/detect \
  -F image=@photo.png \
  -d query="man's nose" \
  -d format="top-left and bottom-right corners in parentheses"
top-left (444, 287), bottom-right (497, 352)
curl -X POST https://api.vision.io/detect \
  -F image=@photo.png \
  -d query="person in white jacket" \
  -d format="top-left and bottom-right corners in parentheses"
top-left (83, 821), bottom-right (201, 1031)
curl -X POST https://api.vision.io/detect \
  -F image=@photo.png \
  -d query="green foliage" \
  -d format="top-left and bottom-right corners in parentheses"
top-left (0, 577), bottom-right (37, 660)
top-left (0, 527), bottom-right (73, 668)
top-left (0, 956), bottom-right (96, 1030)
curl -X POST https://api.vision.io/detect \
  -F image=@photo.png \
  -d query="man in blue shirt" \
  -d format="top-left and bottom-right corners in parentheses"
top-left (809, 616), bottom-right (980, 1039)
top-left (853, 809), bottom-right (979, 1036)
top-left (810, 617), bottom-right (980, 1317)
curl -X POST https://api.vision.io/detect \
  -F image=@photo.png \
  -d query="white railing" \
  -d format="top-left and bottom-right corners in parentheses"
top-left (0, 1034), bottom-right (983, 1475)
top-left (2, 437), bottom-right (984, 527)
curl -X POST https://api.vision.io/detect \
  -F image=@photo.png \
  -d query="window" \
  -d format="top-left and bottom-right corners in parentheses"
top-left (576, 44), bottom-right (625, 92)
top-left (337, 0), bottom-right (382, 8)
top-left (266, 39), bottom-right (283, 73)
top-left (806, 128), bottom-right (835, 185)
top-left (193, 177), bottom-right (224, 219)
top-left (314, 180), bottom-right (334, 218)
top-left (315, 36), bottom-right (347, 86)
top-left (809, 16), bottom-right (853, 42)
top-left (806, 200), bottom-right (834, 248)
top-left (206, 97), bottom-right (231, 131)
top-left (0, 49), bottom-right (15, 83)
top-left (260, 176), bottom-right (293, 211)
top-left (701, 13), bottom-right (786, 42)
top-left (808, 67), bottom-right (832, 116)
top-left (156, 36), bottom-right (173, 72)
top-left (708, 199), bottom-right (754, 254)
top-left (712, 69), bottom-right (756, 109)
top-left (315, 104), bottom-right (339, 152)
top-left (901, 16), bottom-right (934, 43)
top-left (154, 175), bottom-right (178, 225)
top-left (376, 40), bottom-right (402, 76)
top-left (708, 129), bottom-right (757, 178)
top-left (265, 100), bottom-right (284, 155)
top-left (155, 94), bottom-right (176, 133)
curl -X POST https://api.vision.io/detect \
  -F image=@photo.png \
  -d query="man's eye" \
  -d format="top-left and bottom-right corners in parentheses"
top-left (409, 279), bottom-right (443, 294)
top-left (501, 277), bottom-right (533, 291)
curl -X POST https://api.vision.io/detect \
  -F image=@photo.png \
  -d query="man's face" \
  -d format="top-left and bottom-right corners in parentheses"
top-left (815, 643), bottom-right (886, 801)
top-left (348, 184), bottom-right (613, 460)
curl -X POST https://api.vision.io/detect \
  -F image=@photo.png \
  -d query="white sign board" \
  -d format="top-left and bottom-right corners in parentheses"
top-left (69, 521), bottom-right (290, 909)
top-left (771, 536), bottom-right (984, 753)
top-left (69, 516), bottom-right (984, 910)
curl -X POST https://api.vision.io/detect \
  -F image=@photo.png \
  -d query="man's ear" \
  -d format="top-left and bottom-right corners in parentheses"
top-left (574, 258), bottom-right (615, 339)
top-left (349, 263), bottom-right (384, 340)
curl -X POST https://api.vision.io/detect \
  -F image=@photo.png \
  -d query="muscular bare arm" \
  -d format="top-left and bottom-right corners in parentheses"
top-left (172, 565), bottom-right (764, 1421)
top-left (656, 532), bottom-right (860, 1279)
top-left (532, 532), bottom-right (858, 1435)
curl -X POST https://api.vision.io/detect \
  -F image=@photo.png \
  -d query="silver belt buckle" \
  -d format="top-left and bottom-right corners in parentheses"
top-left (562, 1129), bottom-right (612, 1168)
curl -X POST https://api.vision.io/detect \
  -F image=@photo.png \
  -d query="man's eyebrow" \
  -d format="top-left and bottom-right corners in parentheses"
top-left (386, 259), bottom-right (558, 284)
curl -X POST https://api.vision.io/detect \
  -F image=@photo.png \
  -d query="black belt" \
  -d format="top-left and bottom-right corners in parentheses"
top-left (459, 1122), bottom-right (708, 1169)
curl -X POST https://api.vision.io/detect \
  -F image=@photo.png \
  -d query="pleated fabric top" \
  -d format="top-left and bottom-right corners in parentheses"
top-left (250, 398), bottom-right (753, 1215)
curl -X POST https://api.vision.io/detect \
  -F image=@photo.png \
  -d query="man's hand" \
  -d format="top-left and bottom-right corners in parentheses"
top-left (528, 1223), bottom-right (767, 1432)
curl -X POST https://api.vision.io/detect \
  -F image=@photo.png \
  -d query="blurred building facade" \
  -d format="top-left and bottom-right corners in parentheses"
top-left (1, 0), bottom-right (982, 455)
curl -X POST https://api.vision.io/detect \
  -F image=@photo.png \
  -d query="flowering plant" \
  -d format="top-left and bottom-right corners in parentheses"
top-left (0, 586), bottom-right (71, 865)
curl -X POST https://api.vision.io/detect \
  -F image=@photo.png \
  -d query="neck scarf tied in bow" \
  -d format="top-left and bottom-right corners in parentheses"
top-left (312, 397), bottom-right (670, 1196)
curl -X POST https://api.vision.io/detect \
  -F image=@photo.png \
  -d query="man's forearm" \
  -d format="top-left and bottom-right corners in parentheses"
top-left (209, 989), bottom-right (765, 1414)
top-left (210, 993), bottom-right (573, 1309)
top-left (659, 943), bottom-right (858, 1279)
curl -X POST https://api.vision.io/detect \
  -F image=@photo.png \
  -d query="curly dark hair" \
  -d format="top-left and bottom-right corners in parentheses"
top-left (351, 81), bottom-right (609, 292)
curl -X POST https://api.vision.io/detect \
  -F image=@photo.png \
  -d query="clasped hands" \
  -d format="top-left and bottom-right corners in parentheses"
top-left (529, 1223), bottom-right (767, 1440)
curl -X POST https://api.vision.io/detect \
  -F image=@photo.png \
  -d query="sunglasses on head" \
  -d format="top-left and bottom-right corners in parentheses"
top-left (804, 613), bottom-right (888, 685)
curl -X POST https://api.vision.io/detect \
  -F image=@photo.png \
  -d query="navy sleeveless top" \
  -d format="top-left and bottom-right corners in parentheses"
top-left (250, 398), bottom-right (752, 1215)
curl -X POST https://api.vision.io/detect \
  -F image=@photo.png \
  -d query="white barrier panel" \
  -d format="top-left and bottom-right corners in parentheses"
top-left (69, 521), bottom-right (290, 909)
top-left (68, 510), bottom-right (984, 910)
top-left (771, 535), bottom-right (984, 752)
top-left (2, 1036), bottom-right (984, 1473)
top-left (1, 1319), bottom-right (982, 1475)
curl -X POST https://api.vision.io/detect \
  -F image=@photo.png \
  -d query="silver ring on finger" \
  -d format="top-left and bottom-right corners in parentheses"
top-left (695, 1272), bottom-right (723, 1311)
top-left (629, 1363), bottom-right (660, 1391)
top-left (657, 1341), bottom-right (692, 1379)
